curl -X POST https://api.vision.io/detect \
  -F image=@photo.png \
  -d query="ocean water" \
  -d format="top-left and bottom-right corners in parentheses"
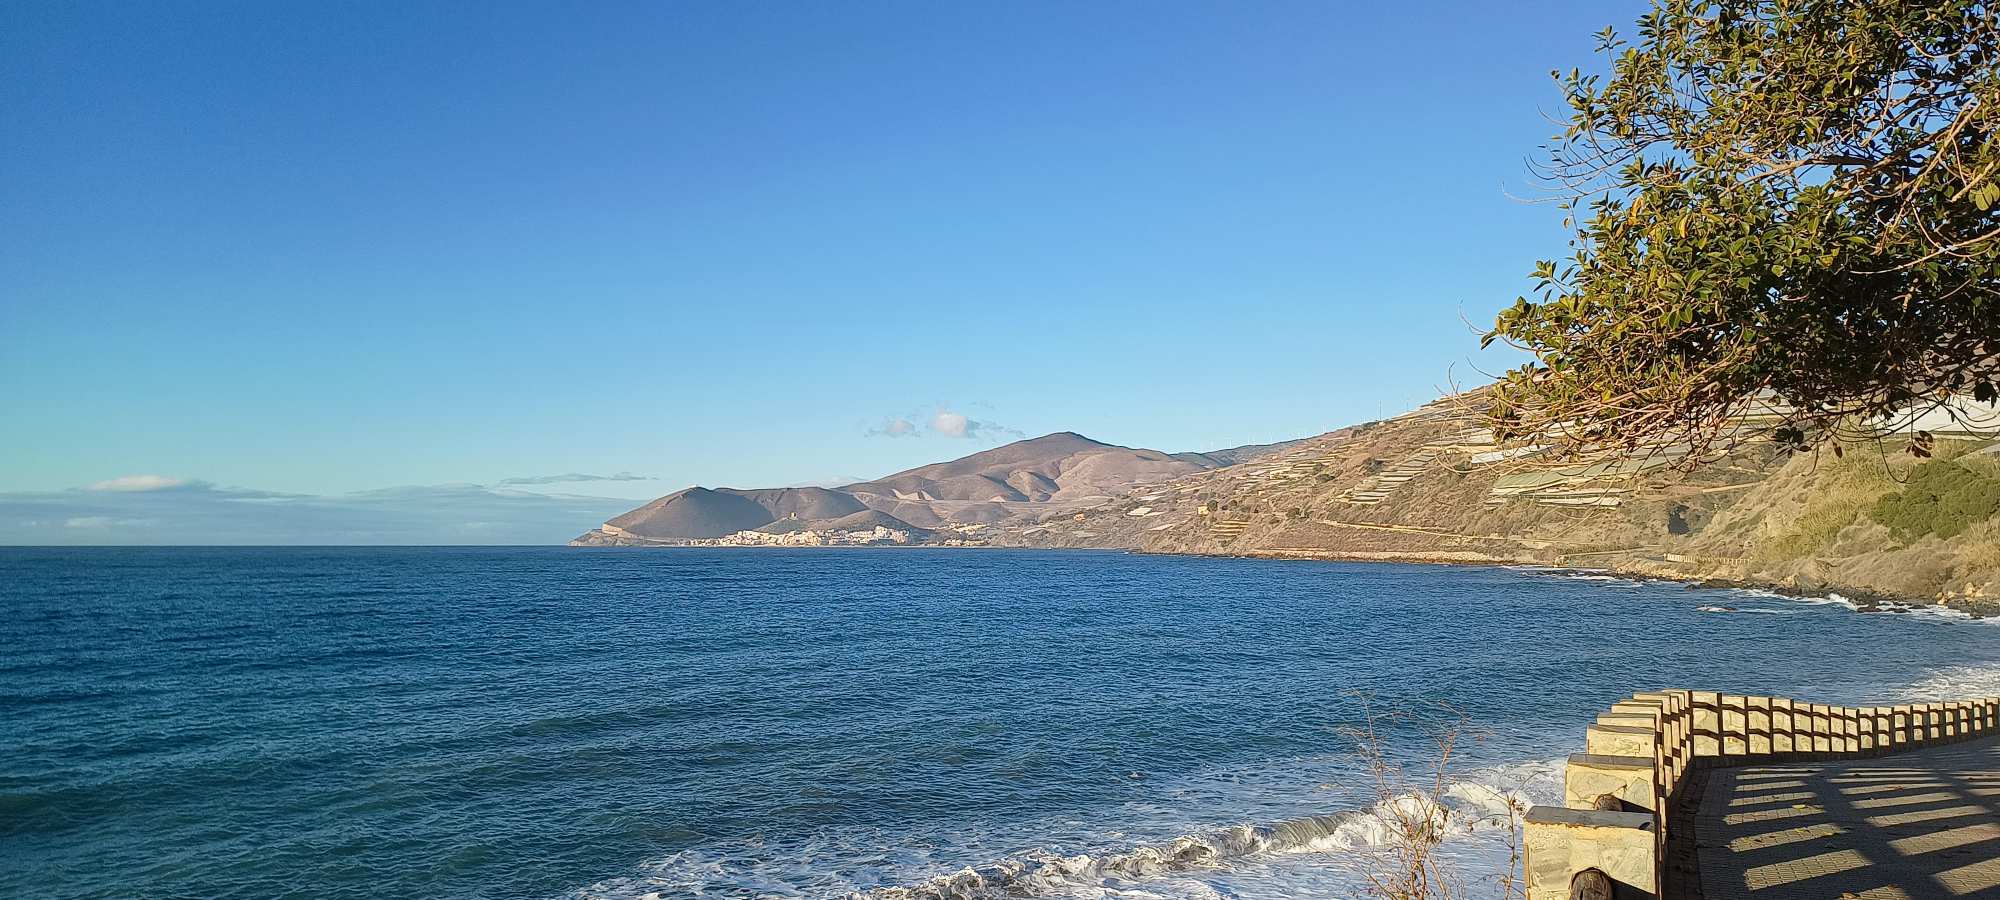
top-left (3, 548), bottom-right (1996, 900)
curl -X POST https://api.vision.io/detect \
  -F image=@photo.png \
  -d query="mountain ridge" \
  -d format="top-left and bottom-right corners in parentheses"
top-left (574, 432), bottom-right (1293, 543)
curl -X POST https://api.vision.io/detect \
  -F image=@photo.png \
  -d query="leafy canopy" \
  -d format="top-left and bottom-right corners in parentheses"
top-left (1485, 0), bottom-right (2000, 457)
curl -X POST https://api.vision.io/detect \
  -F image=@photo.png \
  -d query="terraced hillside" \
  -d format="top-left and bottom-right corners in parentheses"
top-left (979, 393), bottom-right (2000, 613)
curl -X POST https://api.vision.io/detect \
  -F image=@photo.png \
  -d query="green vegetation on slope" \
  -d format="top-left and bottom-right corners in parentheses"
top-left (1754, 455), bottom-right (1900, 563)
top-left (1871, 458), bottom-right (2000, 541)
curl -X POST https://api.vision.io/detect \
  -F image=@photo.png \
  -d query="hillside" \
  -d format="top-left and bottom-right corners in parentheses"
top-left (1170, 438), bottom-right (1308, 468)
top-left (572, 433), bottom-right (1279, 543)
top-left (839, 432), bottom-right (1202, 502)
top-left (600, 487), bottom-right (775, 541)
top-left (973, 394), bottom-right (2000, 614)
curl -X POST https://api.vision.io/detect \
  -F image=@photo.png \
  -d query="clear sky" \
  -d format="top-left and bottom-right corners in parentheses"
top-left (1, 1), bottom-right (1647, 543)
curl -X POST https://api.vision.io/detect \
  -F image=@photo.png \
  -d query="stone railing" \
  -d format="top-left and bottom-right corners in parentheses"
top-left (1522, 690), bottom-right (2000, 899)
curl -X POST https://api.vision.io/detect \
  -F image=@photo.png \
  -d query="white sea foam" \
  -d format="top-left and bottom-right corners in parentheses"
top-left (1861, 600), bottom-right (2000, 625)
top-left (1503, 566), bottom-right (1618, 582)
top-left (1729, 587), bottom-right (2000, 625)
top-left (1516, 569), bottom-right (1997, 627)
top-left (1700, 605), bottom-right (1799, 615)
top-left (568, 758), bottom-right (1562, 900)
top-left (1890, 664), bottom-right (2000, 701)
top-left (1515, 567), bottom-right (1998, 627)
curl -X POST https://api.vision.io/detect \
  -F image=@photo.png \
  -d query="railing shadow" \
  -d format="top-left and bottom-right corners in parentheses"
top-left (1695, 737), bottom-right (2000, 899)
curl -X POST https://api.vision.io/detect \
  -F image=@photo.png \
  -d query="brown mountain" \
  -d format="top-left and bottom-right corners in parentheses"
top-left (1169, 438), bottom-right (1307, 468)
top-left (600, 487), bottom-right (775, 541)
top-left (573, 432), bottom-right (1274, 543)
top-left (840, 432), bottom-right (1202, 502)
top-left (732, 487), bottom-right (869, 521)
top-left (758, 508), bottom-right (925, 535)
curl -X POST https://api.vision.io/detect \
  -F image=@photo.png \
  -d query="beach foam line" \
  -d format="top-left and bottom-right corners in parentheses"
top-left (1731, 587), bottom-right (2000, 625)
top-left (1892, 663), bottom-right (2000, 702)
top-left (848, 759), bottom-right (1559, 900)
top-left (1512, 566), bottom-right (1996, 627)
top-left (564, 758), bottom-right (1561, 900)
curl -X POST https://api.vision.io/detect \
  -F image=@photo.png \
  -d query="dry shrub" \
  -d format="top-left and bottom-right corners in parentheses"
top-left (1341, 697), bottom-right (1526, 900)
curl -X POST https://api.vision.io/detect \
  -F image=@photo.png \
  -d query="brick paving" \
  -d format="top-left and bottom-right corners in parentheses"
top-left (1694, 736), bottom-right (2000, 899)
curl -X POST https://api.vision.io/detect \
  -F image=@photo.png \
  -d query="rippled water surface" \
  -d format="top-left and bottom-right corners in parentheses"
top-left (3, 547), bottom-right (1996, 899)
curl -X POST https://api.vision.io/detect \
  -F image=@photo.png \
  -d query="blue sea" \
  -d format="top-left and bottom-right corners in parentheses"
top-left (3, 548), bottom-right (1997, 899)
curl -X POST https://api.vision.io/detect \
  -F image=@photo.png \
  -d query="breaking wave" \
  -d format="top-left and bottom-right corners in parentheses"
top-left (1515, 568), bottom-right (1998, 627)
top-left (1731, 587), bottom-right (2000, 625)
top-left (1894, 664), bottom-right (2000, 701)
top-left (855, 765), bottom-right (1556, 900)
top-left (568, 760), bottom-right (1562, 900)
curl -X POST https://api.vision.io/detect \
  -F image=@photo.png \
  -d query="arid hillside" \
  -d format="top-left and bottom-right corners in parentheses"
top-left (978, 394), bottom-right (2000, 614)
top-left (573, 433), bottom-right (1246, 543)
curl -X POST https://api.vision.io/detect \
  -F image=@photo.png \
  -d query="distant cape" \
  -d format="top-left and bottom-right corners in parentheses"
top-left (573, 433), bottom-right (1297, 544)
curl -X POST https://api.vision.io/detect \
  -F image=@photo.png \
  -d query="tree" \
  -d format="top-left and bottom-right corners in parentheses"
top-left (1484, 0), bottom-right (2000, 459)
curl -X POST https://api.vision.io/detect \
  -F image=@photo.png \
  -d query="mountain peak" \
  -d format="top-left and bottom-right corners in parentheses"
top-left (1010, 431), bottom-right (1108, 448)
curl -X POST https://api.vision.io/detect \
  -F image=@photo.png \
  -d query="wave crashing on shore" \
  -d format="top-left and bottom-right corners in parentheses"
top-left (573, 760), bottom-right (1562, 900)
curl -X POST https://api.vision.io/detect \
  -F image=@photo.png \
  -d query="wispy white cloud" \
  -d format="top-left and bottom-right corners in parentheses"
top-left (929, 410), bottom-right (971, 438)
top-left (64, 515), bottom-right (156, 529)
top-left (867, 417), bottom-right (919, 438)
top-left (929, 407), bottom-right (1023, 441)
top-left (497, 472), bottom-right (652, 486)
top-left (87, 475), bottom-right (193, 492)
top-left (869, 407), bottom-right (1023, 441)
top-left (0, 479), bottom-right (636, 545)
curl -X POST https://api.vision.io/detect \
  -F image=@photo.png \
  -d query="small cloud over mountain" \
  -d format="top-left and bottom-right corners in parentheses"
top-left (497, 472), bottom-right (652, 486)
top-left (868, 417), bottom-right (919, 437)
top-left (929, 411), bottom-right (972, 438)
top-left (869, 408), bottom-right (1024, 441)
top-left (930, 408), bottom-right (1023, 441)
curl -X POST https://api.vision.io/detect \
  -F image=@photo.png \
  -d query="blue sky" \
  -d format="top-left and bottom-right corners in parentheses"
top-left (1, 1), bottom-right (1645, 543)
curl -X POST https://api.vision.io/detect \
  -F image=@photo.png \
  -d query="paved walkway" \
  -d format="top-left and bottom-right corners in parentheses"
top-left (1694, 735), bottom-right (2000, 899)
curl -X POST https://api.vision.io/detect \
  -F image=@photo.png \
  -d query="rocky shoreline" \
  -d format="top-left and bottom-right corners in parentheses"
top-left (1205, 545), bottom-right (2000, 619)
